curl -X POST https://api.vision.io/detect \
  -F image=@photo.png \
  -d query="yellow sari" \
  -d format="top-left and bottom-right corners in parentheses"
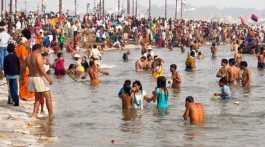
top-left (153, 66), bottom-right (164, 78)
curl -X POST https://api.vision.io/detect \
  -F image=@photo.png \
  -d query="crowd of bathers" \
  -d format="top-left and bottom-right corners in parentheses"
top-left (0, 11), bottom-right (264, 124)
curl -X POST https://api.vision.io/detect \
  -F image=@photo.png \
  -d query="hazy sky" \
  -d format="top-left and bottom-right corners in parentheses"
top-left (14, 0), bottom-right (265, 14)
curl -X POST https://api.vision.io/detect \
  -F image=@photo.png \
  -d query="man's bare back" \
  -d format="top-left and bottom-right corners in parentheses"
top-left (183, 96), bottom-right (204, 125)
top-left (121, 94), bottom-right (133, 110)
top-left (242, 69), bottom-right (251, 88)
top-left (184, 103), bottom-right (204, 124)
top-left (227, 66), bottom-right (240, 84)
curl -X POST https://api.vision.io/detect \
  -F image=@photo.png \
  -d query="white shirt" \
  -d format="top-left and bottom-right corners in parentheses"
top-left (0, 31), bottom-right (11, 47)
top-left (133, 90), bottom-right (146, 110)
top-left (16, 21), bottom-right (22, 30)
top-left (48, 35), bottom-right (53, 43)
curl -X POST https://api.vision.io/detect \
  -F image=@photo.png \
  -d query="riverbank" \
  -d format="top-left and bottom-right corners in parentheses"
top-left (0, 80), bottom-right (55, 147)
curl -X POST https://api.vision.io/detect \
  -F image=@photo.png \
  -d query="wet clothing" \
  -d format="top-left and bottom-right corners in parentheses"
top-left (132, 90), bottom-right (146, 110)
top-left (54, 58), bottom-right (66, 75)
top-left (185, 56), bottom-right (195, 71)
top-left (221, 85), bottom-right (231, 100)
top-left (81, 61), bottom-right (89, 72)
top-left (153, 66), bottom-right (163, 78)
top-left (155, 88), bottom-right (168, 109)
top-left (118, 86), bottom-right (131, 98)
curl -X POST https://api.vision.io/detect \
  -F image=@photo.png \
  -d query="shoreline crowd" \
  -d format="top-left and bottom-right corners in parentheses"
top-left (0, 11), bottom-right (264, 130)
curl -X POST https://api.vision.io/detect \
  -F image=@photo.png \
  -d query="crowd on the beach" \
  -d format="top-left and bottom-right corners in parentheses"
top-left (0, 11), bottom-right (264, 124)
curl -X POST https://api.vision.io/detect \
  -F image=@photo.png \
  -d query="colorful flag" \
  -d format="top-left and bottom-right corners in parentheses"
top-left (251, 14), bottom-right (258, 22)
top-left (240, 16), bottom-right (245, 25)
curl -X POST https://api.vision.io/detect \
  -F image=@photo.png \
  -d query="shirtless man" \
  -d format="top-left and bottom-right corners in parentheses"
top-left (183, 96), bottom-right (204, 124)
top-left (240, 61), bottom-right (251, 88)
top-left (170, 64), bottom-right (181, 88)
top-left (210, 43), bottom-right (218, 57)
top-left (234, 48), bottom-right (242, 66)
top-left (216, 59), bottom-right (228, 79)
top-left (227, 58), bottom-right (240, 85)
top-left (146, 54), bottom-right (154, 70)
top-left (27, 44), bottom-right (53, 121)
top-left (257, 47), bottom-right (265, 69)
top-left (135, 56), bottom-right (147, 72)
top-left (120, 85), bottom-right (133, 110)
top-left (88, 60), bottom-right (108, 86)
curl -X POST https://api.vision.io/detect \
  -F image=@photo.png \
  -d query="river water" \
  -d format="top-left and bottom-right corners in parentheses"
top-left (45, 45), bottom-right (265, 147)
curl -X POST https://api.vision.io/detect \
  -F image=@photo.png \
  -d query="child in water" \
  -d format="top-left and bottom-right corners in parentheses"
top-left (151, 76), bottom-right (169, 113)
top-left (214, 78), bottom-right (231, 100)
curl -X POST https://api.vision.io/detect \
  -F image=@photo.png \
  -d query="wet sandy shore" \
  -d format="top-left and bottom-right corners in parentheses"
top-left (0, 81), bottom-right (56, 147)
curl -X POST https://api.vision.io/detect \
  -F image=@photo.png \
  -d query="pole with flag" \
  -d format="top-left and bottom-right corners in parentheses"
top-left (175, 0), bottom-right (178, 19)
top-left (180, 0), bottom-right (183, 18)
top-left (127, 0), bottom-right (130, 16)
top-left (9, 0), bottom-right (12, 14)
top-left (148, 0), bottom-right (151, 17)
top-left (135, 0), bottom-right (137, 17)
top-left (74, 0), bottom-right (77, 16)
top-left (118, 0), bottom-right (120, 13)
top-left (1, 0), bottom-right (3, 18)
top-left (102, 0), bottom-right (105, 19)
top-left (14, 0), bottom-right (16, 13)
top-left (59, 0), bottom-right (62, 15)
top-left (132, 0), bottom-right (134, 16)
top-left (165, 0), bottom-right (167, 19)
top-left (42, 0), bottom-right (44, 13)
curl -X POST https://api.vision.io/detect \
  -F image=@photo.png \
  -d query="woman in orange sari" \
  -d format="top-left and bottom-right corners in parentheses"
top-left (16, 36), bottom-right (35, 101)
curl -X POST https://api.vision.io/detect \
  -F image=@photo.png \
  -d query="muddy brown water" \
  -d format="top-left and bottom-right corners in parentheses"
top-left (43, 45), bottom-right (265, 147)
